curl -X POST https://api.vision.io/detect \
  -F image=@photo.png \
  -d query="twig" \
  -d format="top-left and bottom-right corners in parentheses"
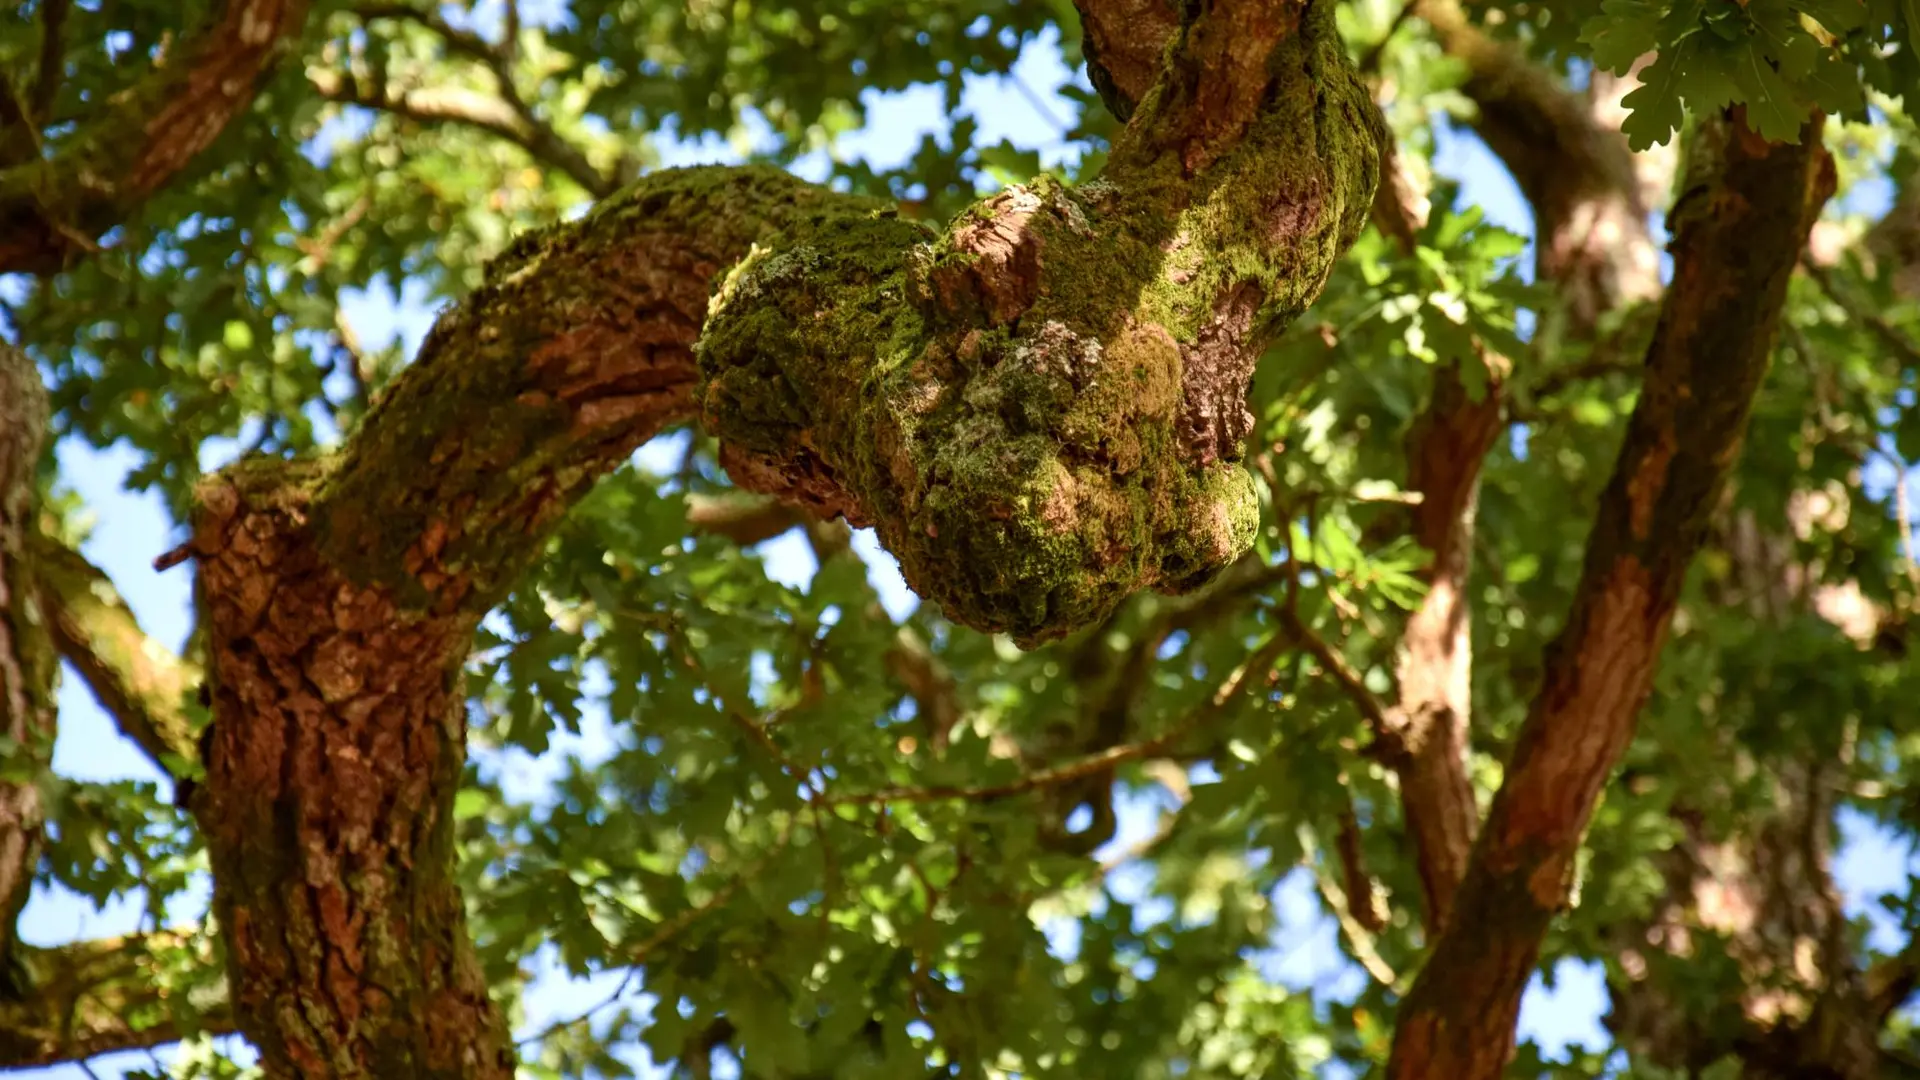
top-left (1335, 794), bottom-right (1385, 932)
top-left (514, 969), bottom-right (637, 1047)
top-left (1274, 605), bottom-right (1402, 759)
top-left (825, 631), bottom-right (1294, 807)
top-left (1301, 826), bottom-right (1403, 991)
top-left (1803, 257), bottom-right (1920, 372)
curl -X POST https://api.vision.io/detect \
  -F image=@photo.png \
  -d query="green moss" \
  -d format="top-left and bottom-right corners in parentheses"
top-left (698, 4), bottom-right (1378, 647)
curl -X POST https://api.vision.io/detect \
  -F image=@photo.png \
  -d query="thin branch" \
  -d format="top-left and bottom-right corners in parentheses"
top-left (1275, 604), bottom-right (1399, 756)
top-left (1335, 796), bottom-right (1385, 932)
top-left (32, 0), bottom-right (70, 122)
top-left (826, 631), bottom-right (1293, 807)
top-left (0, 928), bottom-right (235, 1069)
top-left (348, 3), bottom-right (622, 197)
top-left (1304, 829), bottom-right (1403, 991)
top-left (1802, 257), bottom-right (1920, 373)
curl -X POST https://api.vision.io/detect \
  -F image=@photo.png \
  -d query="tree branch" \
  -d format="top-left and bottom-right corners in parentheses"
top-left (349, 3), bottom-right (621, 197)
top-left (0, 929), bottom-right (235, 1069)
top-left (824, 630), bottom-right (1293, 807)
top-left (0, 0), bottom-right (313, 274)
top-left (1072, 0), bottom-right (1182, 122)
top-left (30, 527), bottom-right (200, 777)
top-left (1386, 109), bottom-right (1836, 1079)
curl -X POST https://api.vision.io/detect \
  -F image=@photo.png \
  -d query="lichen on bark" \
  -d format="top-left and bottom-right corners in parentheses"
top-left (698, 0), bottom-right (1381, 645)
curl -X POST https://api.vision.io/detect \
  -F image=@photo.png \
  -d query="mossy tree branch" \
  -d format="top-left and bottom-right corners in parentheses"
top-left (1385, 108), bottom-right (1836, 1080)
top-left (700, 0), bottom-right (1382, 643)
top-left (178, 6), bottom-right (1382, 1071)
top-left (30, 528), bottom-right (200, 777)
top-left (0, 0), bottom-right (313, 274)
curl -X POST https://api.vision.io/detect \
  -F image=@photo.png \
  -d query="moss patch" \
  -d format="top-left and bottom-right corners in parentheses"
top-left (699, 3), bottom-right (1378, 645)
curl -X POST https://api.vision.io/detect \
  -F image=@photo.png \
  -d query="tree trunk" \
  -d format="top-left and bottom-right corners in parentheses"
top-left (0, 344), bottom-right (54, 1000)
top-left (187, 466), bottom-right (515, 1078)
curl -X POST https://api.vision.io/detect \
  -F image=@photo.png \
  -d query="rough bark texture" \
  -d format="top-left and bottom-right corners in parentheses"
top-left (185, 169), bottom-right (886, 1077)
top-left (178, 5), bottom-right (1381, 1067)
top-left (188, 462), bottom-right (515, 1079)
top-left (1075, 0), bottom-right (1182, 122)
top-left (0, 929), bottom-right (235, 1068)
top-left (699, 0), bottom-right (1382, 644)
top-left (0, 344), bottom-right (54, 1000)
top-left (0, 0), bottom-right (311, 274)
top-left (1385, 109), bottom-right (1835, 1079)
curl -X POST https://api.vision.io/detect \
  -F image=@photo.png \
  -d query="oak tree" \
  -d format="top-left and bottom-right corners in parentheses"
top-left (2, 0), bottom-right (1918, 1077)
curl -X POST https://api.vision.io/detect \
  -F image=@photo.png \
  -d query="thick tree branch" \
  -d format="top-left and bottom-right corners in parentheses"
top-left (1072, 0), bottom-right (1182, 122)
top-left (0, 0), bottom-right (312, 274)
top-left (0, 929), bottom-right (235, 1069)
top-left (0, 344), bottom-right (54, 999)
top-left (30, 528), bottom-right (199, 776)
top-left (177, 7), bottom-right (1381, 1070)
top-left (1386, 109), bottom-right (1835, 1079)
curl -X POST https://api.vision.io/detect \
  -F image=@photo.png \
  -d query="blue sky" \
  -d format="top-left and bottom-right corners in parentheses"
top-left (12, 12), bottom-right (1919, 1079)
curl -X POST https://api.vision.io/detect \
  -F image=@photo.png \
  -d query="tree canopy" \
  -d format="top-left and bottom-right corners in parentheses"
top-left (1, 0), bottom-right (1919, 1077)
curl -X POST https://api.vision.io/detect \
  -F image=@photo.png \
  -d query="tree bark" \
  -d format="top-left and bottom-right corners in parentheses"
top-left (0, 344), bottom-right (55, 1000)
top-left (699, 0), bottom-right (1381, 644)
top-left (1385, 108), bottom-right (1835, 1079)
top-left (179, 4), bottom-right (1384, 1071)
top-left (0, 0), bottom-right (312, 274)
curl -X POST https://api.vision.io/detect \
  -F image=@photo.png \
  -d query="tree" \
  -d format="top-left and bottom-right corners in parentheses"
top-left (1, 0), bottom-right (1917, 1076)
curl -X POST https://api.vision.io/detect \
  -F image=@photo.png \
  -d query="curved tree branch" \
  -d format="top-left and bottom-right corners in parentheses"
top-left (0, 0), bottom-right (313, 274)
top-left (1413, 0), bottom-right (1660, 329)
top-left (1385, 108), bottom-right (1836, 1079)
top-left (176, 7), bottom-right (1382, 1070)
top-left (31, 528), bottom-right (199, 777)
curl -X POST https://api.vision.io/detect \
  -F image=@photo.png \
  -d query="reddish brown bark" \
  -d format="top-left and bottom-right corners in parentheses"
top-left (188, 467), bottom-right (515, 1078)
top-left (1385, 109), bottom-right (1835, 1079)
top-left (185, 168), bottom-right (852, 1076)
top-left (0, 0), bottom-right (312, 274)
top-left (0, 345), bottom-right (53, 998)
top-left (1384, 367), bottom-right (1504, 933)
